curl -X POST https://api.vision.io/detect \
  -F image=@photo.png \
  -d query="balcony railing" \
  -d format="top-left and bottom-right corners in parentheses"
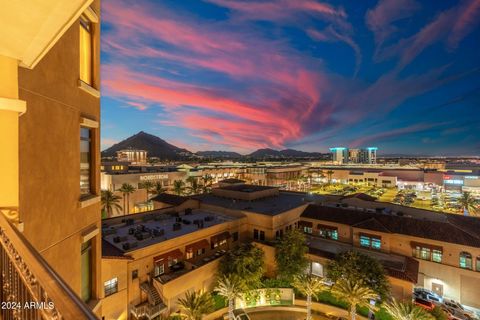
top-left (130, 302), bottom-right (166, 320)
top-left (0, 208), bottom-right (98, 320)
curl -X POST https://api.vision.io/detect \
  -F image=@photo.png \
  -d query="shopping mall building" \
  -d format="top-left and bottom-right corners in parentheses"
top-left (100, 183), bottom-right (480, 319)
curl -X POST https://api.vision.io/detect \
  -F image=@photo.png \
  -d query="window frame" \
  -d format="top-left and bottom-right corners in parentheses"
top-left (79, 14), bottom-right (94, 86)
top-left (80, 126), bottom-right (93, 197)
top-left (459, 251), bottom-right (473, 270)
top-left (104, 277), bottom-right (118, 297)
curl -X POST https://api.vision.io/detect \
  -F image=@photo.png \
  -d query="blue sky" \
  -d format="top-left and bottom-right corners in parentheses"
top-left (101, 0), bottom-right (480, 155)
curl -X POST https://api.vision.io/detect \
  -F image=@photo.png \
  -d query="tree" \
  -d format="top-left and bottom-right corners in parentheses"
top-left (139, 180), bottom-right (154, 201)
top-left (219, 243), bottom-right (265, 289)
top-left (275, 228), bottom-right (308, 283)
top-left (177, 290), bottom-right (214, 320)
top-left (200, 174), bottom-right (213, 193)
top-left (215, 274), bottom-right (246, 320)
top-left (458, 192), bottom-right (479, 216)
top-left (331, 279), bottom-right (377, 320)
top-left (384, 299), bottom-right (434, 320)
top-left (186, 176), bottom-right (202, 195)
top-left (292, 274), bottom-right (326, 320)
top-left (151, 181), bottom-right (166, 196)
top-left (327, 251), bottom-right (389, 300)
top-left (118, 183), bottom-right (136, 215)
top-left (173, 180), bottom-right (186, 196)
top-left (101, 190), bottom-right (122, 218)
top-left (326, 170), bottom-right (334, 183)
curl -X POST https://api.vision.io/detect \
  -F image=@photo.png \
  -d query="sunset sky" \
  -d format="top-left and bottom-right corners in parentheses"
top-left (100, 0), bottom-right (480, 155)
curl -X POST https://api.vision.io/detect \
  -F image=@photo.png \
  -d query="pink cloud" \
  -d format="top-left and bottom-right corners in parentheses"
top-left (447, 0), bottom-right (480, 49)
top-left (377, 0), bottom-right (480, 70)
top-left (102, 65), bottom-right (309, 149)
top-left (205, 0), bottom-right (345, 21)
top-left (366, 0), bottom-right (420, 48)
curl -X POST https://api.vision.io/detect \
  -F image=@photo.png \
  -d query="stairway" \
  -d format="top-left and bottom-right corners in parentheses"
top-left (140, 282), bottom-right (163, 306)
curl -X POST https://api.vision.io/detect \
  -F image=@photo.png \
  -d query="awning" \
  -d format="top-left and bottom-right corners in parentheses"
top-left (410, 241), bottom-right (443, 252)
top-left (186, 239), bottom-right (209, 252)
top-left (211, 231), bottom-right (231, 243)
top-left (298, 220), bottom-right (313, 228)
top-left (153, 249), bottom-right (183, 263)
top-left (359, 232), bottom-right (381, 239)
top-left (317, 224), bottom-right (337, 230)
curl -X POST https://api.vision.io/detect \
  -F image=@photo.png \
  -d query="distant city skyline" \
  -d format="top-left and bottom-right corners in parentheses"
top-left (101, 0), bottom-right (480, 155)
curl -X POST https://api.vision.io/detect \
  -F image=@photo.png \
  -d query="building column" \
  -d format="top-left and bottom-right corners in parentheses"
top-left (0, 55), bottom-right (26, 227)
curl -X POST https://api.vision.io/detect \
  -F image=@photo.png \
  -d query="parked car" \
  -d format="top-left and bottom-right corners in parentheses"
top-left (443, 299), bottom-right (477, 320)
top-left (414, 287), bottom-right (443, 304)
top-left (414, 297), bottom-right (435, 311)
top-left (442, 306), bottom-right (470, 320)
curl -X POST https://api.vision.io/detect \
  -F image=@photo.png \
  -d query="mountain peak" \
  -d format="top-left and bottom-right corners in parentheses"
top-left (102, 132), bottom-right (191, 159)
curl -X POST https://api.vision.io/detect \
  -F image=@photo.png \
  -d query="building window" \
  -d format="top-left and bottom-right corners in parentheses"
top-left (104, 278), bottom-right (118, 297)
top-left (80, 127), bottom-right (93, 196)
top-left (81, 240), bottom-right (92, 302)
top-left (311, 262), bottom-right (323, 277)
top-left (232, 232), bottom-right (239, 242)
top-left (371, 237), bottom-right (381, 250)
top-left (318, 226), bottom-right (338, 240)
top-left (303, 226), bottom-right (313, 234)
top-left (476, 257), bottom-right (480, 272)
top-left (253, 229), bottom-right (259, 240)
top-left (196, 248), bottom-right (205, 256)
top-left (79, 14), bottom-right (93, 85)
top-left (460, 252), bottom-right (472, 269)
top-left (132, 269), bottom-right (138, 280)
top-left (186, 250), bottom-right (193, 260)
top-left (359, 234), bottom-right (381, 250)
top-left (154, 262), bottom-right (165, 276)
top-left (259, 231), bottom-right (265, 241)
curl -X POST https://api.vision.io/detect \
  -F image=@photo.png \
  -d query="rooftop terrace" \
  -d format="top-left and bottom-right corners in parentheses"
top-left (102, 209), bottom-right (238, 253)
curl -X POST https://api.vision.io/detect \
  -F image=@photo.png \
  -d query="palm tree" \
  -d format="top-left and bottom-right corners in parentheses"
top-left (186, 176), bottom-right (202, 195)
top-left (215, 274), bottom-right (246, 320)
top-left (173, 180), bottom-right (186, 196)
top-left (151, 181), bottom-right (167, 196)
top-left (139, 180), bottom-right (154, 201)
top-left (101, 190), bottom-right (122, 218)
top-left (331, 279), bottom-right (377, 320)
top-left (177, 290), bottom-right (214, 320)
top-left (383, 299), bottom-right (434, 320)
top-left (200, 174), bottom-right (213, 193)
top-left (458, 191), bottom-right (479, 216)
top-left (118, 183), bottom-right (136, 215)
top-left (292, 274), bottom-right (326, 320)
top-left (326, 170), bottom-right (334, 183)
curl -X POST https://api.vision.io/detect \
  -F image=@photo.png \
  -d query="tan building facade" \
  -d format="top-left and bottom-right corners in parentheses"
top-left (18, 0), bottom-right (103, 312)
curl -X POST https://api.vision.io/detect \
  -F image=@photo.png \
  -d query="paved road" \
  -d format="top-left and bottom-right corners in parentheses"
top-left (248, 310), bottom-right (327, 320)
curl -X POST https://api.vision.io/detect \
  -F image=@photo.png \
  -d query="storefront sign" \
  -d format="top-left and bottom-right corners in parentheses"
top-left (139, 174), bottom-right (169, 181)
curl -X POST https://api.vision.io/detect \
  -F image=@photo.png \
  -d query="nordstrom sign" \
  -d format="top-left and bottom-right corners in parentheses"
top-left (140, 174), bottom-right (169, 181)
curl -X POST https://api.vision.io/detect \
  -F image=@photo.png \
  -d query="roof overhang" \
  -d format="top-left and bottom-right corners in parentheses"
top-left (0, 0), bottom-right (94, 69)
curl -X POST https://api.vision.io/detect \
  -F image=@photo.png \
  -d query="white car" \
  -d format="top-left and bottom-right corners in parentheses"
top-left (442, 307), bottom-right (469, 320)
top-left (443, 299), bottom-right (477, 320)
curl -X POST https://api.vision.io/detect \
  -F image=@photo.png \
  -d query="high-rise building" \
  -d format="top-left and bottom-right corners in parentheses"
top-left (348, 148), bottom-right (360, 163)
top-left (332, 146), bottom-right (378, 164)
top-left (358, 147), bottom-right (377, 164)
top-left (0, 0), bottom-right (101, 318)
top-left (116, 148), bottom-right (148, 164)
top-left (329, 147), bottom-right (349, 164)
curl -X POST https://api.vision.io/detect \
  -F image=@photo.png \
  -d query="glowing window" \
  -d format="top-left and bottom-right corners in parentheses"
top-left (79, 15), bottom-right (93, 85)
